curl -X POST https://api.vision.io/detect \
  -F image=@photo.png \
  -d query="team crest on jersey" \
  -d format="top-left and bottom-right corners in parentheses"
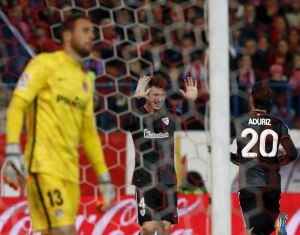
top-left (162, 117), bottom-right (169, 126)
top-left (140, 209), bottom-right (146, 216)
top-left (55, 209), bottom-right (63, 218)
top-left (17, 73), bottom-right (31, 90)
top-left (83, 82), bottom-right (88, 93)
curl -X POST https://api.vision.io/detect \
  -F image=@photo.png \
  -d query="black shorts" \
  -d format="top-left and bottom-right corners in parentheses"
top-left (239, 187), bottom-right (280, 235)
top-left (136, 184), bottom-right (178, 226)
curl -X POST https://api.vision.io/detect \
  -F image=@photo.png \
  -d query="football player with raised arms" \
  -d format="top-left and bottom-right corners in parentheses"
top-left (125, 75), bottom-right (197, 235)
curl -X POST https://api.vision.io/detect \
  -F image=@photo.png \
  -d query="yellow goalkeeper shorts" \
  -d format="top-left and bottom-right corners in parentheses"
top-left (26, 173), bottom-right (80, 231)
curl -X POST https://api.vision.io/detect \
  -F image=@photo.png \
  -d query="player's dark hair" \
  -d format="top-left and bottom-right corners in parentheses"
top-left (251, 82), bottom-right (272, 110)
top-left (149, 75), bottom-right (167, 90)
top-left (60, 13), bottom-right (89, 41)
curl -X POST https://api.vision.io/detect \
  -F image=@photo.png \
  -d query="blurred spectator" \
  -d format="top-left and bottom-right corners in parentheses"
top-left (269, 38), bottom-right (292, 69)
top-left (269, 16), bottom-right (288, 44)
top-left (0, 41), bottom-right (9, 68)
top-left (151, 7), bottom-right (163, 25)
top-left (150, 27), bottom-right (166, 47)
top-left (140, 43), bottom-right (162, 71)
top-left (0, 0), bottom-right (16, 8)
top-left (237, 55), bottom-right (256, 92)
top-left (179, 171), bottom-right (207, 194)
top-left (242, 38), bottom-right (261, 69)
top-left (118, 42), bottom-right (138, 61)
top-left (269, 64), bottom-right (289, 118)
top-left (184, 6), bottom-right (204, 27)
top-left (172, 27), bottom-right (196, 49)
top-left (137, 8), bottom-right (147, 24)
top-left (105, 60), bottom-right (126, 78)
top-left (10, 5), bottom-right (31, 40)
top-left (129, 59), bottom-right (152, 79)
top-left (162, 6), bottom-right (182, 25)
top-left (256, 0), bottom-right (283, 25)
top-left (84, 49), bottom-right (104, 76)
top-left (284, 0), bottom-right (300, 29)
top-left (229, 0), bottom-right (245, 23)
top-left (127, 25), bottom-right (150, 44)
top-left (129, 60), bottom-right (142, 78)
top-left (73, 0), bottom-right (95, 9)
top-left (98, 0), bottom-right (121, 8)
top-left (289, 53), bottom-right (300, 127)
top-left (30, 25), bottom-right (60, 52)
top-left (239, 3), bottom-right (263, 42)
top-left (101, 20), bottom-right (124, 44)
top-left (39, 8), bottom-right (62, 25)
top-left (114, 8), bottom-right (134, 25)
top-left (270, 64), bottom-right (288, 82)
top-left (288, 28), bottom-right (300, 52)
top-left (234, 55), bottom-right (255, 115)
top-left (256, 35), bottom-right (270, 78)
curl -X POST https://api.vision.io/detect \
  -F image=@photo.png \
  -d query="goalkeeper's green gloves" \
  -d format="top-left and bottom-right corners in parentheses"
top-left (97, 172), bottom-right (115, 211)
top-left (1, 144), bottom-right (27, 190)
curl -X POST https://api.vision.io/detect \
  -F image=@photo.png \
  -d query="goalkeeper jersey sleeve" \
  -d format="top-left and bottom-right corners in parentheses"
top-left (13, 54), bottom-right (49, 103)
top-left (7, 54), bottom-right (49, 144)
top-left (80, 93), bottom-right (108, 176)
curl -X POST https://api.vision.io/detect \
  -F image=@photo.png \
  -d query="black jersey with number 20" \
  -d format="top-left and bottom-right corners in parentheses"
top-left (231, 111), bottom-right (295, 190)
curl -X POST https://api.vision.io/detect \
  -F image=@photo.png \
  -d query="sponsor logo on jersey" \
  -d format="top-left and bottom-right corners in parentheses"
top-left (17, 73), bottom-right (31, 90)
top-left (248, 118), bottom-right (271, 126)
top-left (57, 95), bottom-right (86, 110)
top-left (162, 117), bottom-right (169, 126)
top-left (58, 77), bottom-right (66, 81)
top-left (144, 128), bottom-right (169, 139)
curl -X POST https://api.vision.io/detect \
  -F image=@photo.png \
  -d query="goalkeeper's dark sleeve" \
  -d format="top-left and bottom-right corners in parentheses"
top-left (80, 113), bottom-right (109, 175)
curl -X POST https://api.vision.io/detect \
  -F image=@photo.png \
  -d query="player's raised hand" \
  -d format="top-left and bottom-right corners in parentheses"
top-left (97, 172), bottom-right (116, 211)
top-left (179, 76), bottom-right (198, 101)
top-left (134, 75), bottom-right (151, 99)
top-left (1, 144), bottom-right (28, 190)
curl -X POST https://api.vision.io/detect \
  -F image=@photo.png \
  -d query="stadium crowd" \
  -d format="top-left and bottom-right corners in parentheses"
top-left (0, 0), bottom-right (299, 131)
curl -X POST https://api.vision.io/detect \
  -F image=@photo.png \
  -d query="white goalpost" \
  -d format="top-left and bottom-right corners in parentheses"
top-left (208, 1), bottom-right (231, 235)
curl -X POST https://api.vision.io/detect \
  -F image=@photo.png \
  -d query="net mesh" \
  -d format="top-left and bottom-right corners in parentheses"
top-left (0, 0), bottom-right (213, 233)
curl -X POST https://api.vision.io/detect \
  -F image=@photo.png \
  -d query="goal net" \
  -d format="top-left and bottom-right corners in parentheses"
top-left (0, 1), bottom-right (230, 234)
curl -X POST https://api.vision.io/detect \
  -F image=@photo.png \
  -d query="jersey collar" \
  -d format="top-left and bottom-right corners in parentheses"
top-left (59, 50), bottom-right (82, 68)
top-left (250, 110), bottom-right (267, 116)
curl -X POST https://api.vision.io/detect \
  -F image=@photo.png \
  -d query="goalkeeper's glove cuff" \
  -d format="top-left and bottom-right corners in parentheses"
top-left (97, 172), bottom-right (115, 211)
top-left (6, 143), bottom-right (21, 157)
top-left (98, 172), bottom-right (111, 184)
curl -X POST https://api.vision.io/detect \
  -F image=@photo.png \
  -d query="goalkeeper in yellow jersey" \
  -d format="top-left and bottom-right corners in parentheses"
top-left (1, 13), bottom-right (115, 235)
